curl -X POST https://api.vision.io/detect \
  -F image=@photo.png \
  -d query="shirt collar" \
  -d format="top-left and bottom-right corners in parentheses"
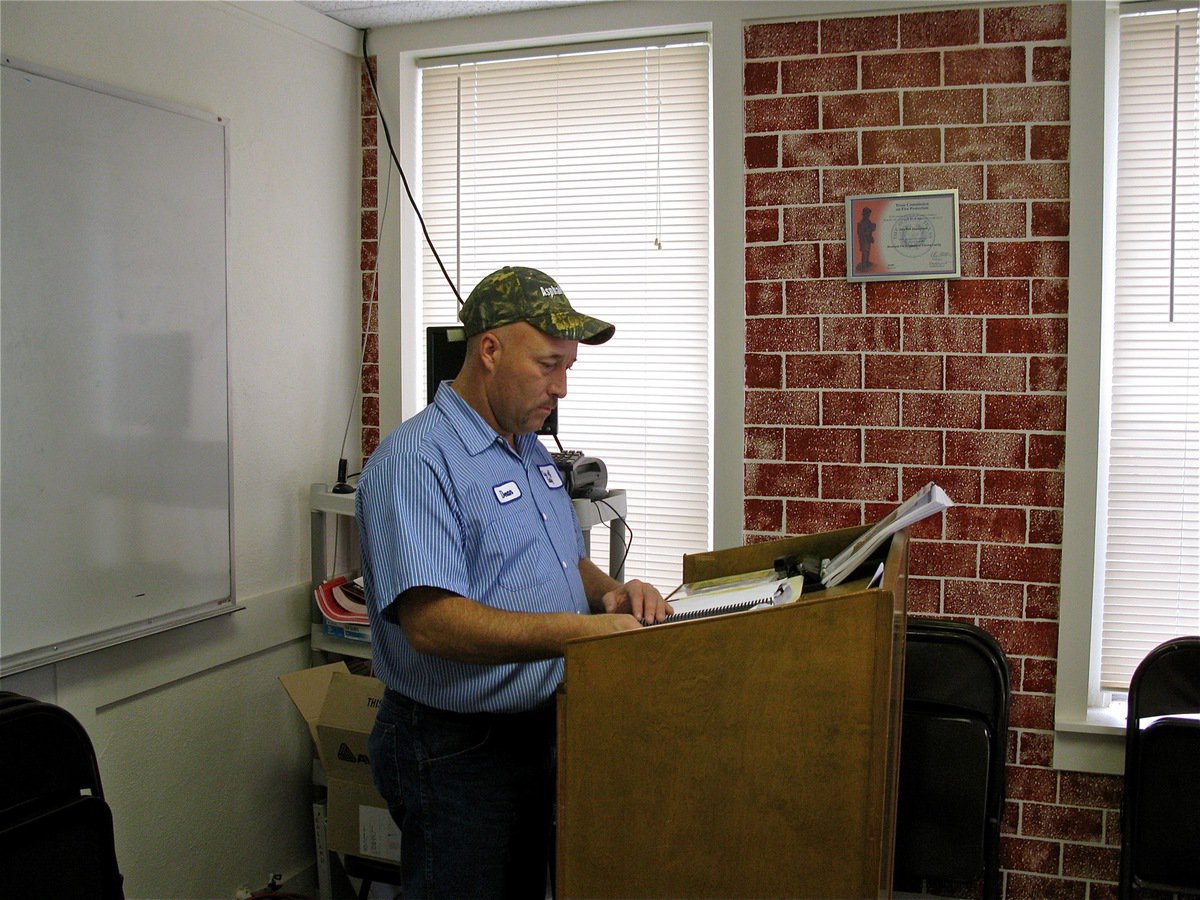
top-left (433, 380), bottom-right (540, 460)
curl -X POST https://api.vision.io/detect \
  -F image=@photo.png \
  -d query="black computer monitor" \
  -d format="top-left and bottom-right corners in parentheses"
top-left (425, 325), bottom-right (558, 435)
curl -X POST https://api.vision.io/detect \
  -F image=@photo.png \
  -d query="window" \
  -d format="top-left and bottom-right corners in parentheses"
top-left (1100, 3), bottom-right (1199, 689)
top-left (415, 38), bottom-right (712, 586)
top-left (1058, 1), bottom-right (1199, 771)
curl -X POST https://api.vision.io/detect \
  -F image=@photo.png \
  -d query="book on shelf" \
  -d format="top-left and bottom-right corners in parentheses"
top-left (649, 570), bottom-right (805, 626)
top-left (820, 481), bottom-right (953, 588)
top-left (322, 621), bottom-right (371, 643)
top-left (335, 578), bottom-right (367, 608)
top-left (315, 574), bottom-right (369, 625)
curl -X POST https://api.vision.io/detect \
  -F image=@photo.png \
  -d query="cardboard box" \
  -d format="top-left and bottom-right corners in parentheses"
top-left (280, 661), bottom-right (383, 785)
top-left (327, 777), bottom-right (402, 864)
top-left (281, 662), bottom-right (401, 863)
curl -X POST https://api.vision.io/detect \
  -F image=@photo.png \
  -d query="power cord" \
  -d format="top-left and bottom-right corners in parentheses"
top-left (330, 28), bottom-right (465, 497)
top-left (361, 28), bottom-right (461, 307)
top-left (589, 495), bottom-right (633, 579)
top-left (329, 49), bottom-right (394, 498)
top-left (241, 872), bottom-right (309, 899)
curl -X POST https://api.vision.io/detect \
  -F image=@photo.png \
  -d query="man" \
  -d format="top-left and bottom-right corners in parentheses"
top-left (355, 265), bottom-right (670, 898)
top-left (856, 206), bottom-right (876, 271)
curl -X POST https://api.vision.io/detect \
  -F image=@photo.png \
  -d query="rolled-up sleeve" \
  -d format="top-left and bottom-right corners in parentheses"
top-left (357, 449), bottom-right (469, 617)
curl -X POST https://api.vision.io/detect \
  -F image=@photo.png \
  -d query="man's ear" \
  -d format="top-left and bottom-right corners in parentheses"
top-left (476, 330), bottom-right (502, 372)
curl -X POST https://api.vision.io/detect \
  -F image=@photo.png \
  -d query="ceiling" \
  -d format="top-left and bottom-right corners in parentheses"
top-left (297, 0), bottom-right (610, 30)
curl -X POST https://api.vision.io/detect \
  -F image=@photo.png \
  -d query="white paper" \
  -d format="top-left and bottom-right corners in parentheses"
top-left (359, 805), bottom-right (402, 862)
top-left (657, 574), bottom-right (804, 625)
top-left (822, 482), bottom-right (953, 587)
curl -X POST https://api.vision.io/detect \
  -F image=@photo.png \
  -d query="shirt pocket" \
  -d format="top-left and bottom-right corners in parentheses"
top-left (477, 499), bottom-right (559, 595)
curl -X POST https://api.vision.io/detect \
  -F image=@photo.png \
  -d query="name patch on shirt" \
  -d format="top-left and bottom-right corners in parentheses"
top-left (538, 464), bottom-right (564, 490)
top-left (493, 481), bottom-right (522, 504)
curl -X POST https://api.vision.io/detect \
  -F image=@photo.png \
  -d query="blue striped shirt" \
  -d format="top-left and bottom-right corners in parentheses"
top-left (355, 381), bottom-right (589, 713)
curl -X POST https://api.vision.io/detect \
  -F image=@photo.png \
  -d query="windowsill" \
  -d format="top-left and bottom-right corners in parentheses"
top-left (1053, 702), bottom-right (1127, 776)
top-left (1061, 699), bottom-right (1127, 734)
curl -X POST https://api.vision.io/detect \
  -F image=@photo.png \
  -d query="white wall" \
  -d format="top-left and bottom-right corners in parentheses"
top-left (0, 2), bottom-right (362, 896)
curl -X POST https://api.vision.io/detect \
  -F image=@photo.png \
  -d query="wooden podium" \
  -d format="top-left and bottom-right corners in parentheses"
top-left (556, 526), bottom-right (909, 899)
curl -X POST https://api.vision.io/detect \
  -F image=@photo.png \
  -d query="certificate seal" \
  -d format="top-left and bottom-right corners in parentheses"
top-left (889, 214), bottom-right (935, 259)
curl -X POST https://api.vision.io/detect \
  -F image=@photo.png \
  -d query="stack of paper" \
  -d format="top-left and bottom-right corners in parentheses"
top-left (821, 482), bottom-right (953, 588)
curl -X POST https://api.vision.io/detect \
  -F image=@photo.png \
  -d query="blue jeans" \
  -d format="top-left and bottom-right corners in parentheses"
top-left (368, 689), bottom-right (556, 899)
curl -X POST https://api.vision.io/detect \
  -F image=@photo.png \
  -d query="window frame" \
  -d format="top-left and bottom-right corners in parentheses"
top-left (1056, 0), bottom-right (1200, 775)
top-left (413, 37), bottom-right (715, 586)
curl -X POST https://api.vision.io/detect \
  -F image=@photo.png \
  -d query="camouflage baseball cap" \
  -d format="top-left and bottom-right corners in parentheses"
top-left (459, 266), bottom-right (615, 345)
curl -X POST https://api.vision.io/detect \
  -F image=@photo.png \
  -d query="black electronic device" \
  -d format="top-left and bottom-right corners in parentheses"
top-left (426, 325), bottom-right (558, 436)
top-left (553, 450), bottom-right (608, 499)
top-left (552, 449), bottom-right (583, 470)
top-left (331, 458), bottom-right (355, 494)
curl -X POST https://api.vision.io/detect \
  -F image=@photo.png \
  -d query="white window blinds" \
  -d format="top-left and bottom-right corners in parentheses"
top-left (1102, 5), bottom-right (1200, 688)
top-left (419, 39), bottom-right (712, 586)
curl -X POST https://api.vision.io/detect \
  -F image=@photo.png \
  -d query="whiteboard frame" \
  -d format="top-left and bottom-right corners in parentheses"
top-left (0, 56), bottom-right (241, 675)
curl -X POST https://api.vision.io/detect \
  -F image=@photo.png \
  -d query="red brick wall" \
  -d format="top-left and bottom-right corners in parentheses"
top-left (744, 4), bottom-right (1123, 898)
top-left (361, 57), bottom-right (381, 462)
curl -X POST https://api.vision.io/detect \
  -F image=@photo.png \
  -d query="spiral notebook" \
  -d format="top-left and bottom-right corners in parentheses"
top-left (648, 571), bottom-right (804, 626)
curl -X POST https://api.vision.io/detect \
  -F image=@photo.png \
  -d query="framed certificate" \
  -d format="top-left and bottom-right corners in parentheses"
top-left (845, 189), bottom-right (960, 282)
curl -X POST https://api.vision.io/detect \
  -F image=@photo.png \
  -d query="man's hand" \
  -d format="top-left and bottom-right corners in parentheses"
top-left (599, 578), bottom-right (672, 625)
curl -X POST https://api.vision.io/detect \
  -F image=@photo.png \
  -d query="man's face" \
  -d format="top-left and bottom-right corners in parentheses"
top-left (487, 322), bottom-right (578, 436)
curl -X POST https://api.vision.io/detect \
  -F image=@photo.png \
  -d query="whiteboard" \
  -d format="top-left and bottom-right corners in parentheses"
top-left (1, 58), bottom-right (235, 674)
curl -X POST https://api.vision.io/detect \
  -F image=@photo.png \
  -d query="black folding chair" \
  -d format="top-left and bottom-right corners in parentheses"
top-left (1118, 635), bottom-right (1200, 899)
top-left (892, 618), bottom-right (1010, 900)
top-left (0, 692), bottom-right (125, 900)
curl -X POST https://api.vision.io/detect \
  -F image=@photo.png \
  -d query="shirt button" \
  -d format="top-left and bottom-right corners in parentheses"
top-left (542, 512), bottom-right (548, 521)
top-left (561, 560), bottom-right (568, 569)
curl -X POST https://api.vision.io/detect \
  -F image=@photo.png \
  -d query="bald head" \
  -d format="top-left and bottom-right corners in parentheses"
top-left (453, 322), bottom-right (577, 444)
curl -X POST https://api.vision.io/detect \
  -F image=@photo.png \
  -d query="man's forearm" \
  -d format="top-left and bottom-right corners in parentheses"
top-left (578, 556), bottom-right (622, 612)
top-left (395, 586), bottom-right (635, 664)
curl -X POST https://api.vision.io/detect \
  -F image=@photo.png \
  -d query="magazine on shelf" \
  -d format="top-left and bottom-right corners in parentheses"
top-left (649, 570), bottom-right (805, 626)
top-left (314, 574), bottom-right (369, 625)
top-left (821, 481), bottom-right (953, 588)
